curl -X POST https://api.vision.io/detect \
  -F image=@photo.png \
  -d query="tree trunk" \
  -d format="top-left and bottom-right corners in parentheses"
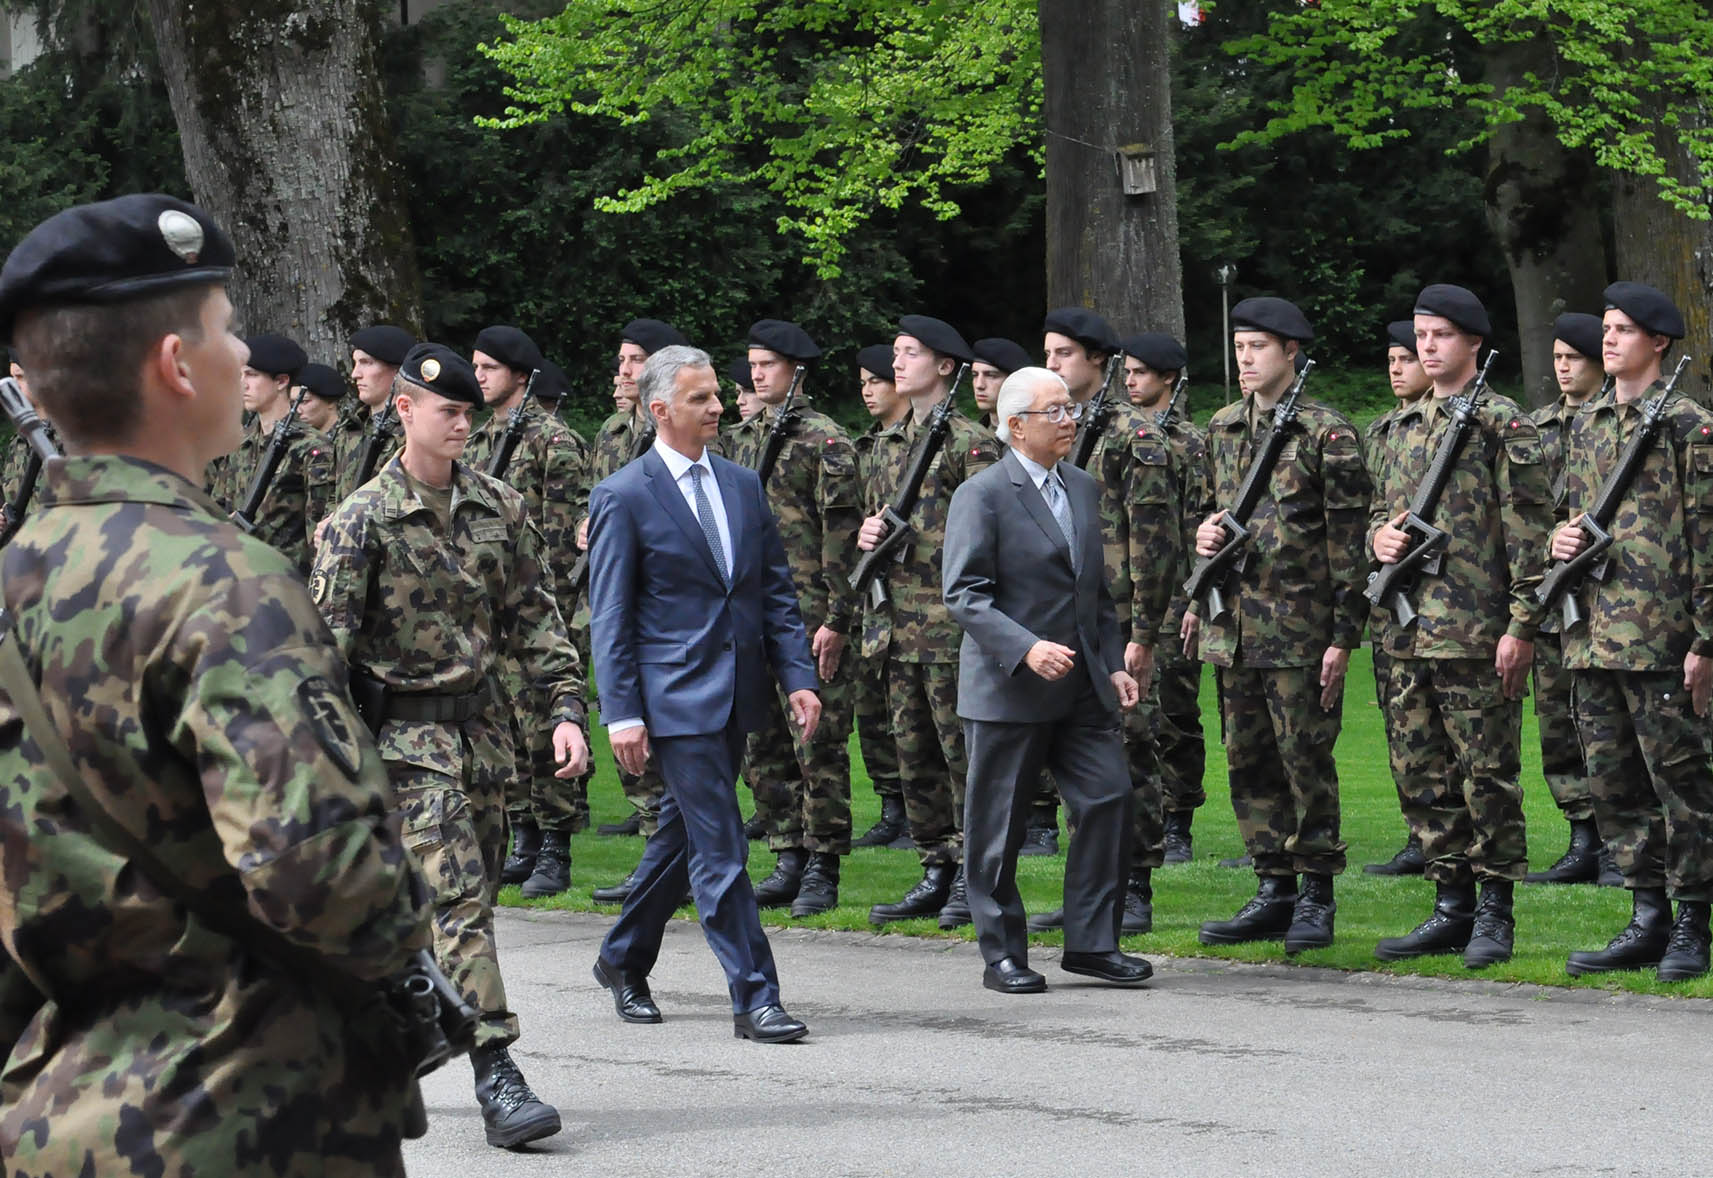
top-left (144, 0), bottom-right (421, 362)
top-left (1483, 40), bottom-right (1608, 409)
top-left (1039, 0), bottom-right (1185, 349)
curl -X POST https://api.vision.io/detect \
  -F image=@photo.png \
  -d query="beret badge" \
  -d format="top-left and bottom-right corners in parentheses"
top-left (158, 209), bottom-right (204, 264)
top-left (420, 357), bottom-right (442, 381)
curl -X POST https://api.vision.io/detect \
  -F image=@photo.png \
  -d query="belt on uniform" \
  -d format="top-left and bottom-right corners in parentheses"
top-left (383, 680), bottom-right (492, 723)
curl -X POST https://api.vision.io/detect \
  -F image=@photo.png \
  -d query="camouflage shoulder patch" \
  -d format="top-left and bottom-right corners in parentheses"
top-left (296, 675), bottom-right (363, 779)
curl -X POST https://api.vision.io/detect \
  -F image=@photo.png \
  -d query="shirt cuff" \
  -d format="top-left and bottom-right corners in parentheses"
top-left (607, 717), bottom-right (644, 733)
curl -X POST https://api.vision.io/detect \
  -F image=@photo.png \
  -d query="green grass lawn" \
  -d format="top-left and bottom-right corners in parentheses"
top-left (503, 646), bottom-right (1711, 998)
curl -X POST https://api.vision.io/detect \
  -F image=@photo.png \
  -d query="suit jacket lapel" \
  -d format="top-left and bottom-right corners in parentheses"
top-left (1006, 449), bottom-right (1074, 570)
top-left (643, 449), bottom-right (728, 586)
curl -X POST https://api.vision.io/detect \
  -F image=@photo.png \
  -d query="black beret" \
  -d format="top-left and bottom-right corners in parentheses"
top-left (971, 337), bottom-right (1033, 376)
top-left (1552, 312), bottom-right (1604, 360)
top-left (1386, 320), bottom-right (1417, 354)
top-left (897, 314), bottom-right (972, 363)
top-left (1413, 284), bottom-right (1490, 337)
top-left (1603, 281), bottom-right (1685, 339)
top-left (473, 325), bottom-right (543, 373)
top-left (1231, 297), bottom-right (1314, 343)
top-left (400, 342), bottom-right (481, 407)
top-left (350, 324), bottom-right (414, 366)
top-left (296, 362), bottom-right (346, 402)
top-left (856, 344), bottom-right (895, 380)
top-left (1042, 306), bottom-right (1118, 354)
top-left (244, 333), bottom-right (307, 379)
top-left (747, 318), bottom-right (821, 362)
top-left (0, 193), bottom-right (234, 344)
top-left (621, 317), bottom-right (688, 355)
top-left (729, 356), bottom-right (755, 391)
top-left (534, 359), bottom-right (571, 401)
top-left (1119, 331), bottom-right (1187, 373)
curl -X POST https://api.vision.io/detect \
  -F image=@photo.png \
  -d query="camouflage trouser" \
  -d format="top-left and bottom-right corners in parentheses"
top-left (617, 764), bottom-right (665, 836)
top-left (1220, 663), bottom-right (1346, 876)
top-left (852, 646), bottom-right (901, 801)
top-left (1532, 631), bottom-right (1593, 822)
top-left (1124, 699), bottom-right (1164, 870)
top-left (1573, 668), bottom-right (1713, 901)
top-left (1154, 649), bottom-right (1207, 814)
top-left (388, 721), bottom-right (517, 1049)
top-left (744, 663), bottom-right (854, 854)
top-left (1372, 646), bottom-right (1421, 841)
top-left (887, 657), bottom-right (965, 866)
top-left (504, 687), bottom-right (591, 835)
top-left (1385, 656), bottom-right (1526, 883)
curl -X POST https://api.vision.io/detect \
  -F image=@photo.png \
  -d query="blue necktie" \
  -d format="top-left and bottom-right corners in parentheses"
top-left (689, 465), bottom-right (729, 583)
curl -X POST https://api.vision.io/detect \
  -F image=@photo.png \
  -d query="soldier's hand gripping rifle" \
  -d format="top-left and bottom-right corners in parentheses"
top-left (0, 377), bottom-right (61, 547)
top-left (569, 410), bottom-right (661, 596)
top-left (1536, 354), bottom-right (1691, 630)
top-left (754, 364), bottom-right (807, 486)
top-left (1181, 359), bottom-right (1316, 624)
top-left (484, 368), bottom-right (540, 480)
top-left (353, 399), bottom-right (399, 490)
top-left (1155, 373), bottom-right (1190, 431)
top-left (1070, 351), bottom-right (1125, 469)
top-left (849, 363), bottom-right (971, 609)
top-left (1363, 349), bottom-right (1500, 627)
top-left (231, 384), bottom-right (309, 534)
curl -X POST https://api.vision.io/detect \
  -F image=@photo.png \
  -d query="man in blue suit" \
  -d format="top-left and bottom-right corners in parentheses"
top-left (587, 344), bottom-right (822, 1043)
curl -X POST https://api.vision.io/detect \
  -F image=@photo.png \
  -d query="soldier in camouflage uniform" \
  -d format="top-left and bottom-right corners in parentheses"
top-left (731, 354), bottom-right (763, 422)
top-left (971, 337), bottom-right (1032, 431)
top-left (1363, 321), bottom-right (1434, 876)
top-left (1181, 298), bottom-right (1371, 952)
top-left (0, 194), bottom-right (433, 1177)
top-left (465, 329), bottom-right (592, 900)
top-left (1557, 282), bottom-right (1713, 981)
top-left (312, 343), bottom-right (590, 1148)
top-left (216, 333), bottom-right (326, 575)
top-left (332, 324), bottom-right (415, 507)
top-left (722, 320), bottom-right (862, 916)
top-left (0, 355), bottom-right (55, 542)
top-left (1370, 284), bottom-right (1550, 968)
top-left (295, 361), bottom-right (350, 530)
top-left (850, 343), bottom-right (910, 847)
top-left (861, 315), bottom-right (1002, 927)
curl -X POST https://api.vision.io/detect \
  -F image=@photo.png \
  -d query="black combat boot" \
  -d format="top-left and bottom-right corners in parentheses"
top-left (1565, 887), bottom-right (1670, 976)
top-left (1596, 843), bottom-right (1624, 887)
top-left (596, 811), bottom-right (642, 837)
top-left (471, 1043), bottom-right (561, 1149)
top-left (754, 848), bottom-right (807, 908)
top-left (1658, 901), bottom-right (1712, 982)
top-left (1284, 873), bottom-right (1335, 953)
top-left (1463, 878), bottom-right (1515, 968)
top-left (591, 869), bottom-right (637, 904)
top-left (868, 863), bottom-right (955, 924)
top-left (1162, 811), bottom-right (1193, 865)
top-left (938, 865), bottom-right (973, 929)
top-left (1199, 874), bottom-right (1297, 945)
top-left (790, 852), bottom-right (841, 917)
top-left (744, 812), bottom-right (766, 840)
top-left (1363, 834), bottom-right (1426, 876)
top-left (1374, 880), bottom-right (1476, 960)
top-left (499, 820), bottom-right (542, 886)
top-left (1523, 818), bottom-right (1599, 884)
top-left (1122, 868), bottom-right (1153, 934)
top-left (520, 829), bottom-right (571, 899)
top-left (1021, 803), bottom-right (1059, 856)
top-left (853, 796), bottom-right (909, 848)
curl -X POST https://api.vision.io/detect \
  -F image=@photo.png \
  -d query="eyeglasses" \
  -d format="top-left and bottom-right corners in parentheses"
top-left (1013, 402), bottom-right (1084, 424)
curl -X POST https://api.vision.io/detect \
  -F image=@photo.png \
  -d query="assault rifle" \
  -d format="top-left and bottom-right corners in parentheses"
top-left (1155, 373), bottom-right (1190, 431)
top-left (0, 378), bottom-right (61, 547)
top-left (568, 413), bottom-right (659, 596)
top-left (1536, 355), bottom-right (1692, 630)
top-left (1181, 358), bottom-right (1316, 623)
top-left (1070, 351), bottom-right (1125, 469)
top-left (849, 363), bottom-right (971, 609)
top-left (755, 364), bottom-right (807, 486)
top-left (1363, 349), bottom-right (1499, 626)
top-left (484, 368), bottom-right (540, 480)
top-left (232, 384), bottom-right (309, 535)
top-left (353, 400), bottom-right (399, 490)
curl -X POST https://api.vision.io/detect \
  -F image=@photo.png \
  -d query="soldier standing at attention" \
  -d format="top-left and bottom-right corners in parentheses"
top-left (333, 324), bottom-right (414, 505)
top-left (861, 316), bottom-right (1002, 928)
top-left (219, 332), bottom-right (323, 574)
top-left (1364, 321), bottom-right (1434, 877)
top-left (731, 355), bottom-right (763, 422)
top-left (1186, 298), bottom-right (1371, 953)
top-left (971, 337), bottom-right (1032, 431)
top-left (723, 320), bottom-right (862, 915)
top-left (0, 193), bottom-right (432, 1175)
top-left (295, 361), bottom-right (352, 533)
top-left (1557, 283), bottom-right (1713, 981)
top-left (312, 344), bottom-right (590, 1148)
top-left (1370, 284), bottom-right (1549, 968)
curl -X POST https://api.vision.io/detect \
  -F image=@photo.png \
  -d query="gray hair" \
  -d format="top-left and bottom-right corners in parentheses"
top-left (994, 366), bottom-right (1066, 445)
top-left (640, 344), bottom-right (713, 409)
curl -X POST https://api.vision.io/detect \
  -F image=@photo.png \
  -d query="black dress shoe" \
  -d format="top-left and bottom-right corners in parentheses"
top-left (1060, 950), bottom-right (1153, 986)
top-left (983, 955), bottom-right (1047, 994)
top-left (597, 812), bottom-right (642, 837)
top-left (592, 957), bottom-right (663, 1024)
top-left (591, 870), bottom-right (637, 904)
top-left (733, 1003), bottom-right (808, 1043)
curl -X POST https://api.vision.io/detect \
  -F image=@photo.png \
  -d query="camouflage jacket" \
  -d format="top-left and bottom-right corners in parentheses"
top-left (1362, 397), bottom-right (1421, 657)
top-left (312, 456), bottom-right (585, 777)
top-left (722, 402), bottom-right (862, 634)
top-left (861, 405), bottom-right (1001, 663)
top-left (1529, 392), bottom-right (1593, 519)
top-left (220, 416), bottom-right (327, 575)
top-left (1198, 396), bottom-right (1373, 669)
top-left (0, 455), bottom-right (431, 1174)
top-left (1368, 388), bottom-right (1552, 658)
top-left (1558, 384), bottom-right (1713, 670)
top-left (1077, 399), bottom-right (1164, 647)
top-left (854, 421), bottom-right (895, 660)
top-left (334, 400), bottom-right (401, 507)
top-left (580, 408), bottom-right (656, 531)
top-left (1129, 413), bottom-right (1212, 649)
top-left (0, 422), bottom-right (56, 539)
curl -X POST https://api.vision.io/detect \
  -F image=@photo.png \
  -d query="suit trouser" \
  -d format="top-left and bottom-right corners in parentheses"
top-left (599, 718), bottom-right (783, 1013)
top-left (963, 691), bottom-right (1133, 966)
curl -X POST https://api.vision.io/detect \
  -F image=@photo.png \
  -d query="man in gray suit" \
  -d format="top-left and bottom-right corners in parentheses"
top-left (943, 366), bottom-right (1152, 994)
